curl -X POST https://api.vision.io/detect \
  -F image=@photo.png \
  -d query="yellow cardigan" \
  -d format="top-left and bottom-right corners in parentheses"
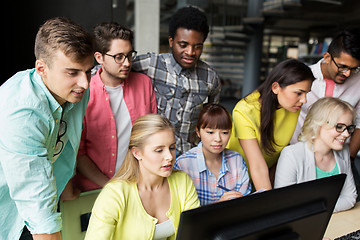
top-left (85, 171), bottom-right (200, 240)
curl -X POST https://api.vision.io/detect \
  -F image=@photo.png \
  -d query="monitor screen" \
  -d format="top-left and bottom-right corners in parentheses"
top-left (176, 174), bottom-right (346, 240)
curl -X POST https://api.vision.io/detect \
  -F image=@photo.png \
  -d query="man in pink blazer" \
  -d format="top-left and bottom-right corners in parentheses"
top-left (71, 22), bottom-right (157, 193)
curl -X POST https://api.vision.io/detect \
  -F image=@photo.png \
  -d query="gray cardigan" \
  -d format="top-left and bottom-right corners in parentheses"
top-left (274, 141), bottom-right (357, 212)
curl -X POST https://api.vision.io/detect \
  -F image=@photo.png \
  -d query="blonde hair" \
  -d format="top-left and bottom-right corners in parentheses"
top-left (299, 97), bottom-right (355, 148)
top-left (111, 114), bottom-right (174, 183)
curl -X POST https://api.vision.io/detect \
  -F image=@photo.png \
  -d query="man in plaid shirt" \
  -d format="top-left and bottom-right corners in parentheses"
top-left (132, 6), bottom-right (221, 155)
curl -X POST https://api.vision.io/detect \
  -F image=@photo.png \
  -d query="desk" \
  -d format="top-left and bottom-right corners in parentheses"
top-left (324, 202), bottom-right (360, 239)
top-left (60, 189), bottom-right (101, 240)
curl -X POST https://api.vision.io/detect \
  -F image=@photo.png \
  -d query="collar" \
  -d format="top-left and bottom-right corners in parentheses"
top-left (302, 141), bottom-right (345, 177)
top-left (312, 58), bottom-right (325, 82)
top-left (93, 67), bottom-right (128, 91)
top-left (167, 53), bottom-right (183, 75)
top-left (196, 142), bottom-right (229, 175)
top-left (167, 53), bottom-right (197, 76)
top-left (32, 69), bottom-right (74, 114)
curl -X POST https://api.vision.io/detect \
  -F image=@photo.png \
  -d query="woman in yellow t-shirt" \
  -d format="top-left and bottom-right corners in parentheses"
top-left (227, 59), bottom-right (315, 191)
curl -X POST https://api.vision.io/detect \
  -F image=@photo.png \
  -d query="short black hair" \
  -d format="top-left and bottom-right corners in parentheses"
top-left (168, 6), bottom-right (209, 41)
top-left (328, 27), bottom-right (360, 60)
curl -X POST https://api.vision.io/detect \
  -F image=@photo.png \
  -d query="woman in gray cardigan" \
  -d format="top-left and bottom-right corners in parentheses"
top-left (275, 97), bottom-right (357, 212)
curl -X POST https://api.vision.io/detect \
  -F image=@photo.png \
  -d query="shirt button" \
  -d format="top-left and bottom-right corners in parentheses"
top-left (112, 153), bottom-right (115, 157)
top-left (55, 119), bottom-right (59, 124)
top-left (106, 98), bottom-right (109, 101)
top-left (112, 136), bottom-right (115, 139)
top-left (109, 170), bottom-right (113, 173)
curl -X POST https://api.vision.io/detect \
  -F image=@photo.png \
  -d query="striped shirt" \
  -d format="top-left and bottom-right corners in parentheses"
top-left (132, 52), bottom-right (221, 155)
top-left (174, 142), bottom-right (251, 205)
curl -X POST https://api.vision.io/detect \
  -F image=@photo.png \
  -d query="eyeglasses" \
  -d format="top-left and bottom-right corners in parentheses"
top-left (330, 55), bottom-right (360, 74)
top-left (54, 120), bottom-right (67, 156)
top-left (334, 123), bottom-right (356, 134)
top-left (104, 51), bottom-right (137, 64)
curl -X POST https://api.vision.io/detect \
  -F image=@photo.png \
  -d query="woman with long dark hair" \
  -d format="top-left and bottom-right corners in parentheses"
top-left (227, 59), bottom-right (315, 191)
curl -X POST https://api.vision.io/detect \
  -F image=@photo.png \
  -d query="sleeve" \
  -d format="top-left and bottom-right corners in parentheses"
top-left (208, 74), bottom-right (221, 104)
top-left (334, 146), bottom-right (357, 212)
top-left (131, 52), bottom-right (153, 74)
top-left (85, 184), bottom-right (121, 240)
top-left (149, 79), bottom-right (158, 114)
top-left (274, 146), bottom-right (299, 189)
top-left (77, 116), bottom-right (87, 156)
top-left (173, 159), bottom-right (181, 170)
top-left (232, 104), bottom-right (257, 140)
top-left (0, 107), bottom-right (61, 234)
top-left (354, 97), bottom-right (360, 128)
top-left (183, 173), bottom-right (200, 211)
top-left (237, 154), bottom-right (252, 196)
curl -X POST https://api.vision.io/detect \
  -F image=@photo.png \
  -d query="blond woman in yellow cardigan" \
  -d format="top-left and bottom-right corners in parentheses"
top-left (85, 114), bottom-right (200, 240)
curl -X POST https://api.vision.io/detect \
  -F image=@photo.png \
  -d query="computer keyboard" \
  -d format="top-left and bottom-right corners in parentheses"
top-left (335, 229), bottom-right (360, 240)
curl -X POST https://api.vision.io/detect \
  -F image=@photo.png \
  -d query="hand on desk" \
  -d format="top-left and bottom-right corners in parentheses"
top-left (218, 191), bottom-right (243, 202)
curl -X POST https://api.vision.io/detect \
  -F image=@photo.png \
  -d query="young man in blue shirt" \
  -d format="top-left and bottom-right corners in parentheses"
top-left (0, 17), bottom-right (94, 240)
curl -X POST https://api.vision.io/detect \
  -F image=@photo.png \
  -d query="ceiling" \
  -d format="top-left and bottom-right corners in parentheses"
top-left (262, 0), bottom-right (360, 38)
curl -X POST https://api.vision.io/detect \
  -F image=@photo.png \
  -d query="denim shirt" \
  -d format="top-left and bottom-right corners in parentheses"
top-left (0, 69), bottom-right (89, 239)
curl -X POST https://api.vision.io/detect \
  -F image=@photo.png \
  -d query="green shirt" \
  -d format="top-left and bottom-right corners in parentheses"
top-left (0, 69), bottom-right (90, 238)
top-left (316, 163), bottom-right (340, 179)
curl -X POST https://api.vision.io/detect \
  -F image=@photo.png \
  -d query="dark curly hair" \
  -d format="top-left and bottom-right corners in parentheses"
top-left (168, 6), bottom-right (209, 41)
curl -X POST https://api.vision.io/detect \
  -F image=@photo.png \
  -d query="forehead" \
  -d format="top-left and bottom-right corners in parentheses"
top-left (335, 52), bottom-right (360, 67)
top-left (50, 49), bottom-right (93, 71)
top-left (174, 27), bottom-right (205, 43)
top-left (336, 110), bottom-right (354, 124)
top-left (108, 38), bottom-right (133, 53)
top-left (143, 129), bottom-right (176, 147)
top-left (282, 79), bottom-right (312, 91)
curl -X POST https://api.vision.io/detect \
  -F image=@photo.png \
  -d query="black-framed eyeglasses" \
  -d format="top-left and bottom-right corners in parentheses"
top-left (104, 50), bottom-right (137, 64)
top-left (330, 54), bottom-right (360, 74)
top-left (54, 120), bottom-right (67, 156)
top-left (334, 123), bottom-right (356, 134)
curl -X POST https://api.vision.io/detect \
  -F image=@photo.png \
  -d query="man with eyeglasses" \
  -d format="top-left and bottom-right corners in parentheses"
top-left (0, 18), bottom-right (94, 240)
top-left (69, 22), bottom-right (157, 194)
top-left (132, 6), bottom-right (221, 156)
top-left (291, 27), bottom-right (360, 195)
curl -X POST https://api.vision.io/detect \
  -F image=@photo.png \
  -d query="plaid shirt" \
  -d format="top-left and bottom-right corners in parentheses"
top-left (174, 142), bottom-right (252, 205)
top-left (132, 52), bottom-right (221, 155)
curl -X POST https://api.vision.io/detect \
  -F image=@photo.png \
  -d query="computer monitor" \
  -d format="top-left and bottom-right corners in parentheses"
top-left (177, 174), bottom-right (346, 240)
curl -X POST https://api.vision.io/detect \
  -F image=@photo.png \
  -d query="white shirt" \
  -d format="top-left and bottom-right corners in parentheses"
top-left (291, 59), bottom-right (360, 144)
top-left (153, 219), bottom-right (175, 240)
top-left (105, 84), bottom-right (132, 171)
